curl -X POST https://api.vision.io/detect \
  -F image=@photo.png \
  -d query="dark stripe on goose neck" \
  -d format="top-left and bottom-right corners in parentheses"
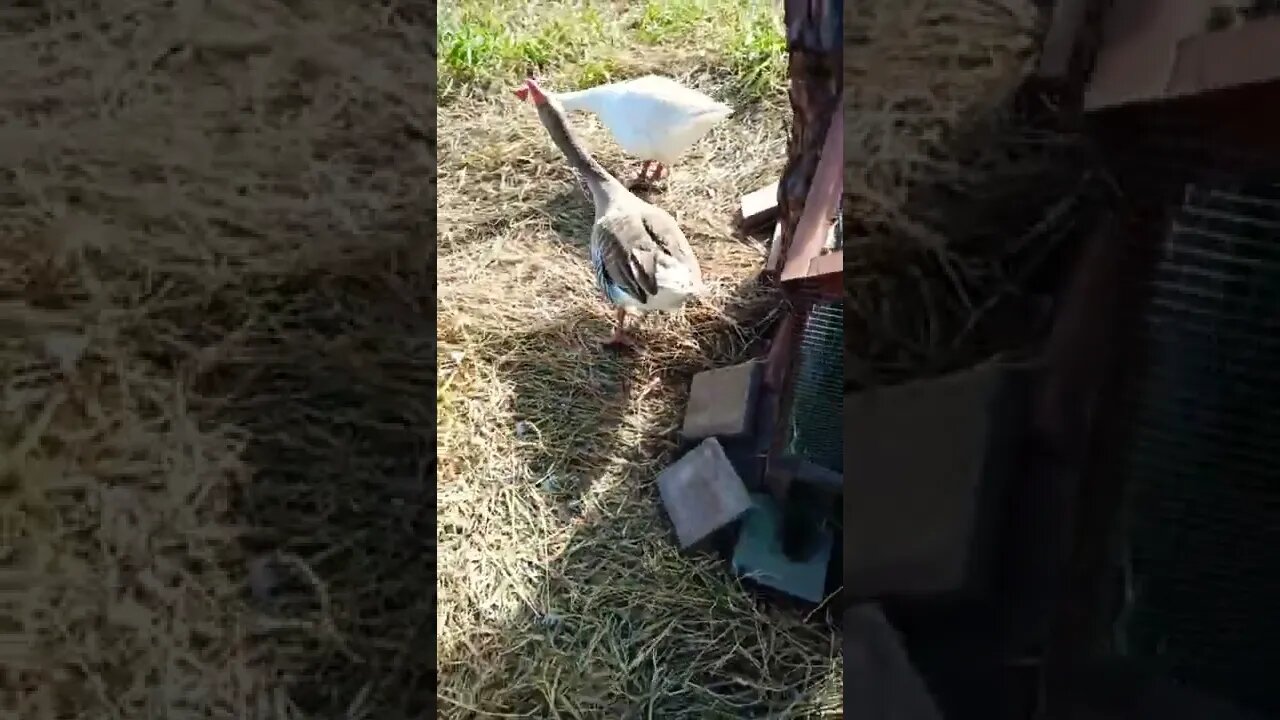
top-left (535, 99), bottom-right (615, 201)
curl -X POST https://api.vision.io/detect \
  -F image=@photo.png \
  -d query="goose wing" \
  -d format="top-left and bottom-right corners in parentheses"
top-left (595, 210), bottom-right (692, 303)
top-left (635, 205), bottom-right (700, 274)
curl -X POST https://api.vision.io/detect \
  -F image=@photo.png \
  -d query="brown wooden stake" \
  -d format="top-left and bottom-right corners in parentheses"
top-left (777, 0), bottom-right (842, 288)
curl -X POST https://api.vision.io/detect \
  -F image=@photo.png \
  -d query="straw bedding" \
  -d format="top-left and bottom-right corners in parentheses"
top-left (2, 2), bottom-right (432, 717)
top-left (435, 51), bottom-right (846, 714)
top-left (0, 0), bottom-right (1097, 716)
top-left (844, 0), bottom-right (1102, 382)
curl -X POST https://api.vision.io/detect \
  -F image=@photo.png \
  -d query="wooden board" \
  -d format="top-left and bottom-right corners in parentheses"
top-left (739, 181), bottom-right (780, 231)
top-left (1085, 4), bottom-right (1280, 110)
top-left (808, 244), bottom-right (842, 279)
top-left (765, 222), bottom-right (784, 272)
top-left (780, 104), bottom-right (842, 282)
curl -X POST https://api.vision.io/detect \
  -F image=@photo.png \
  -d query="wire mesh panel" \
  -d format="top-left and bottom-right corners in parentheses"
top-left (785, 299), bottom-right (843, 473)
top-left (1115, 176), bottom-right (1280, 716)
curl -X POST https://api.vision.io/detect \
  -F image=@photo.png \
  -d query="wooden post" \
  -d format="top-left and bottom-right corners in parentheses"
top-left (777, 0), bottom-right (842, 285)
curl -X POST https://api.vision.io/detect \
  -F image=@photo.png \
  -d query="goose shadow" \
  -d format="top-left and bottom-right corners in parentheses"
top-left (500, 270), bottom-right (783, 518)
top-left (500, 307), bottom-right (639, 518)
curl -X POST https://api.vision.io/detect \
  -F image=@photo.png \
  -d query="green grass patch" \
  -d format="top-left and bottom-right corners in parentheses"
top-left (439, 0), bottom-right (786, 103)
top-left (439, 4), bottom-right (618, 97)
top-left (724, 6), bottom-right (788, 99)
top-left (632, 0), bottom-right (716, 43)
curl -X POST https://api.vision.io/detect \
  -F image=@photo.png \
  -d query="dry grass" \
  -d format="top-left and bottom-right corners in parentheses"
top-left (1, 1), bottom-right (432, 717)
top-left (437, 2), bottom-right (842, 718)
top-left (843, 0), bottom-right (1104, 381)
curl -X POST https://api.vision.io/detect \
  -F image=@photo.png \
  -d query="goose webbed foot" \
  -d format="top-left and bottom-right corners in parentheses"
top-left (629, 161), bottom-right (668, 191)
top-left (603, 333), bottom-right (638, 351)
top-left (603, 308), bottom-right (640, 351)
top-left (635, 160), bottom-right (653, 183)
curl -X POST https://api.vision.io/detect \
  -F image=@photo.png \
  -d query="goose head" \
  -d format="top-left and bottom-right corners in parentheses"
top-left (512, 77), bottom-right (548, 106)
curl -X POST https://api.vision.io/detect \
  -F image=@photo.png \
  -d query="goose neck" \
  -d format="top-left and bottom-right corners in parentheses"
top-left (535, 99), bottom-right (619, 207)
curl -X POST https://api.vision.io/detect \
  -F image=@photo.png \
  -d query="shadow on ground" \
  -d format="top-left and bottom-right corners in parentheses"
top-left (191, 256), bottom-right (436, 718)
top-left (439, 274), bottom-right (839, 716)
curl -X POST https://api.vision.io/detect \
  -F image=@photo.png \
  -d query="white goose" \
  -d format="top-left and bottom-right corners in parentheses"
top-left (515, 74), bottom-right (733, 184)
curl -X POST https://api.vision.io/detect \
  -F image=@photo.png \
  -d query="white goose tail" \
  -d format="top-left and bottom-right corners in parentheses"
top-left (641, 256), bottom-right (704, 312)
top-left (652, 105), bottom-right (733, 164)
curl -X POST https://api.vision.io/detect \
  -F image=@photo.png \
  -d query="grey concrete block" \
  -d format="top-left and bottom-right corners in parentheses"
top-left (844, 362), bottom-right (1015, 598)
top-left (731, 492), bottom-right (832, 603)
top-left (682, 361), bottom-right (763, 440)
top-left (844, 605), bottom-right (944, 720)
top-left (657, 438), bottom-right (753, 549)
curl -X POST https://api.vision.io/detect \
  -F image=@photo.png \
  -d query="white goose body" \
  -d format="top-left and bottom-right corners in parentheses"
top-left (552, 75), bottom-right (733, 170)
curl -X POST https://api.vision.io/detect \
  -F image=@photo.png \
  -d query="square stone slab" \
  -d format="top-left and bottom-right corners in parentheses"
top-left (844, 362), bottom-right (1012, 598)
top-left (682, 360), bottom-right (763, 440)
top-left (657, 438), bottom-right (753, 549)
top-left (844, 605), bottom-right (943, 720)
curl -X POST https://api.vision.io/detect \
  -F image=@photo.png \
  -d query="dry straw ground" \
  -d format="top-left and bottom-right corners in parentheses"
top-left (2, 1), bottom-right (432, 718)
top-left (437, 1), bottom-right (843, 718)
top-left (0, 0), bottom-right (1083, 716)
top-left (844, 0), bottom-right (1101, 383)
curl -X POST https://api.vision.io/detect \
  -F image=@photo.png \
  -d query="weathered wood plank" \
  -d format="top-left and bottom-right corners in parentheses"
top-left (781, 105), bottom-right (842, 282)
